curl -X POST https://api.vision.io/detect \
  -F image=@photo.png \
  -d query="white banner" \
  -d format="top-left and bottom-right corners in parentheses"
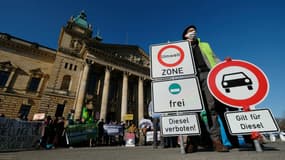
top-left (146, 131), bottom-right (161, 142)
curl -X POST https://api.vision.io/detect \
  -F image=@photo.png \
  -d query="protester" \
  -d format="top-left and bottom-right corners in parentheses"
top-left (119, 121), bottom-right (125, 146)
top-left (97, 119), bottom-right (105, 145)
top-left (41, 116), bottom-right (55, 149)
top-left (53, 117), bottom-right (65, 147)
top-left (182, 25), bottom-right (229, 153)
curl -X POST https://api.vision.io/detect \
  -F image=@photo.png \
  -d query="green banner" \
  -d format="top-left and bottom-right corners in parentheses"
top-left (65, 123), bottom-right (98, 145)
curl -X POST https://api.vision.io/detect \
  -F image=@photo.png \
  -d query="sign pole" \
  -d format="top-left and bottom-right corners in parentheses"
top-left (179, 134), bottom-right (185, 154)
top-left (152, 117), bottom-right (158, 149)
top-left (243, 106), bottom-right (263, 152)
top-left (177, 111), bottom-right (185, 154)
top-left (253, 139), bottom-right (263, 152)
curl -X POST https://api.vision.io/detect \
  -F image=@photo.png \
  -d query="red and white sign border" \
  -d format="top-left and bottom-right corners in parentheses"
top-left (207, 59), bottom-right (269, 109)
top-left (157, 45), bottom-right (185, 67)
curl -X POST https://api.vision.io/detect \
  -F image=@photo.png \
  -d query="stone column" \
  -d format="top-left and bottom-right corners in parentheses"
top-left (138, 77), bottom-right (144, 123)
top-left (120, 72), bottom-right (129, 122)
top-left (100, 67), bottom-right (111, 120)
top-left (74, 63), bottom-right (90, 120)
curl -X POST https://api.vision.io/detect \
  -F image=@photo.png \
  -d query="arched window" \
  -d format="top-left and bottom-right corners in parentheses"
top-left (61, 75), bottom-right (71, 90)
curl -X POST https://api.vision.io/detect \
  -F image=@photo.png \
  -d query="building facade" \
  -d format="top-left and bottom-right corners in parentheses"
top-left (0, 12), bottom-right (151, 124)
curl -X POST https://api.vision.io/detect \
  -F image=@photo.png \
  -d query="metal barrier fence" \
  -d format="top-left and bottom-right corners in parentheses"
top-left (0, 117), bottom-right (42, 152)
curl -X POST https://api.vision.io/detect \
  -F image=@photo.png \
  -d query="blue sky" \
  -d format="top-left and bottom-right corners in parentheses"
top-left (1, 0), bottom-right (284, 118)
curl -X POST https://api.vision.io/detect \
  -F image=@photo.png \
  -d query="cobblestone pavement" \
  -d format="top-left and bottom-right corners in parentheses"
top-left (0, 142), bottom-right (284, 160)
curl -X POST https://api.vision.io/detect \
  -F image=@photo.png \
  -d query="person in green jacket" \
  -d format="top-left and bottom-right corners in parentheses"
top-left (182, 25), bottom-right (229, 153)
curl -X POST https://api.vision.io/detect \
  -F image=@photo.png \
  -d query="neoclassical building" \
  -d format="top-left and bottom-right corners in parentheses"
top-left (0, 12), bottom-right (151, 124)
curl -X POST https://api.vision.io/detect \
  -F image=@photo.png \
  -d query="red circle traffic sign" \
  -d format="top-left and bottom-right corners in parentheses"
top-left (207, 59), bottom-right (269, 109)
top-left (157, 45), bottom-right (185, 67)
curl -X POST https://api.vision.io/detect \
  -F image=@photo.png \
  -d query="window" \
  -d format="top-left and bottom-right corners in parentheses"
top-left (0, 70), bottom-right (9, 87)
top-left (18, 104), bottom-right (31, 119)
top-left (60, 75), bottom-right (71, 90)
top-left (55, 104), bottom-right (65, 117)
top-left (0, 61), bottom-right (16, 89)
top-left (69, 64), bottom-right (73, 70)
top-left (74, 65), bottom-right (77, 71)
top-left (65, 63), bottom-right (68, 69)
top-left (28, 68), bottom-right (45, 93)
top-left (27, 77), bottom-right (41, 92)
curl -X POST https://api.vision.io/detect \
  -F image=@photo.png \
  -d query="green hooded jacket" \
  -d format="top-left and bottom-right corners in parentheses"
top-left (198, 38), bottom-right (220, 68)
top-left (197, 39), bottom-right (220, 123)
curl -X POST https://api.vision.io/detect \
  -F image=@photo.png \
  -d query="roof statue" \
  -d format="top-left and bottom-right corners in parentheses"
top-left (73, 11), bottom-right (89, 29)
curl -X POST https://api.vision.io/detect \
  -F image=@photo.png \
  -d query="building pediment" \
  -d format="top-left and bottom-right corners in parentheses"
top-left (86, 40), bottom-right (149, 67)
top-left (29, 68), bottom-right (44, 76)
top-left (0, 61), bottom-right (18, 70)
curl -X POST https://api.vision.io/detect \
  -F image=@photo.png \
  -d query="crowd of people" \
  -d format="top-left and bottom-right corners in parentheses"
top-left (0, 108), bottom-right (262, 153)
top-left (37, 112), bottom-right (153, 149)
top-left (40, 116), bottom-right (66, 149)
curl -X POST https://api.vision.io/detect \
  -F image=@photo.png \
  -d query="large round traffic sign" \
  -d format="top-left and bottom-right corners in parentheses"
top-left (207, 59), bottom-right (269, 109)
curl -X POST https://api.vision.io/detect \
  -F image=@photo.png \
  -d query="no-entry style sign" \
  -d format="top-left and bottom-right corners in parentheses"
top-left (152, 77), bottom-right (204, 113)
top-left (150, 41), bottom-right (196, 79)
top-left (207, 59), bottom-right (269, 109)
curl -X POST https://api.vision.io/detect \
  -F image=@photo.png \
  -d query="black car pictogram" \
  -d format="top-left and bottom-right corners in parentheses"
top-left (221, 72), bottom-right (253, 93)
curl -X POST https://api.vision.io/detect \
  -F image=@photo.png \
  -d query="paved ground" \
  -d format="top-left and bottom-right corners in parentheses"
top-left (0, 142), bottom-right (285, 160)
